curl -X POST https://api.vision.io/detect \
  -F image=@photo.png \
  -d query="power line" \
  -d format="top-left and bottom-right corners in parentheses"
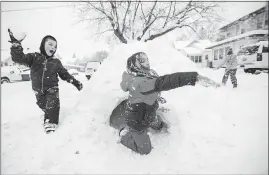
top-left (1, 4), bottom-right (84, 13)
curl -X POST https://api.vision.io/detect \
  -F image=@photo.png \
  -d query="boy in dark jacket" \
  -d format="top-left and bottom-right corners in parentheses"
top-left (119, 52), bottom-right (220, 154)
top-left (10, 35), bottom-right (83, 134)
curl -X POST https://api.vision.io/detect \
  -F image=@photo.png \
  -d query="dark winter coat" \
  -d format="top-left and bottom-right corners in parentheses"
top-left (10, 45), bottom-right (76, 92)
top-left (120, 71), bottom-right (198, 131)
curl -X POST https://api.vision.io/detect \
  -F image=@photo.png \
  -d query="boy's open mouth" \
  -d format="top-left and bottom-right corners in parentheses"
top-left (49, 50), bottom-right (54, 53)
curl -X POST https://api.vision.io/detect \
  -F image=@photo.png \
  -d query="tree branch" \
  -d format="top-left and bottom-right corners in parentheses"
top-left (88, 2), bottom-right (113, 22)
top-left (146, 1), bottom-right (157, 26)
top-left (138, 15), bottom-right (160, 40)
top-left (110, 1), bottom-right (120, 30)
top-left (122, 1), bottom-right (131, 33)
top-left (162, 2), bottom-right (173, 28)
top-left (144, 26), bottom-right (179, 42)
top-left (140, 3), bottom-right (147, 24)
top-left (133, 1), bottom-right (140, 23)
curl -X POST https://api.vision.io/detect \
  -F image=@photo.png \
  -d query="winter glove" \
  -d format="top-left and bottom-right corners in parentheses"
top-left (72, 79), bottom-right (83, 91)
top-left (158, 97), bottom-right (167, 104)
top-left (10, 43), bottom-right (22, 49)
top-left (8, 28), bottom-right (26, 44)
top-left (197, 74), bottom-right (221, 88)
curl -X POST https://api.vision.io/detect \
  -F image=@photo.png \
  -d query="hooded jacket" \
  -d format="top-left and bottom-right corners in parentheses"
top-left (10, 36), bottom-right (76, 93)
top-left (224, 54), bottom-right (238, 70)
top-left (120, 70), bottom-right (198, 130)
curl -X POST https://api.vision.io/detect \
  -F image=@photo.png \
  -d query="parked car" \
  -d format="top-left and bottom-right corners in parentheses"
top-left (20, 68), bottom-right (30, 81)
top-left (237, 41), bottom-right (268, 74)
top-left (1, 66), bottom-right (24, 84)
top-left (85, 61), bottom-right (102, 80)
top-left (68, 69), bottom-right (87, 82)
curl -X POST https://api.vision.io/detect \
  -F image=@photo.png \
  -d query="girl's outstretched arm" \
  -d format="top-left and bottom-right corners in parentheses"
top-left (141, 72), bottom-right (220, 94)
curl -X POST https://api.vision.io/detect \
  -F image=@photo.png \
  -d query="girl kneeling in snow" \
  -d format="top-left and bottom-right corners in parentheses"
top-left (10, 35), bottom-right (83, 134)
top-left (119, 52), bottom-right (220, 155)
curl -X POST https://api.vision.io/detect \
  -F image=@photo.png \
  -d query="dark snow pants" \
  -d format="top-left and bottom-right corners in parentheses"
top-left (120, 115), bottom-right (163, 155)
top-left (222, 69), bottom-right (237, 88)
top-left (35, 87), bottom-right (60, 124)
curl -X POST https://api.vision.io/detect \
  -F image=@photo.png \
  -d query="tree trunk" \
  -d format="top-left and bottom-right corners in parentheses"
top-left (113, 26), bottom-right (128, 44)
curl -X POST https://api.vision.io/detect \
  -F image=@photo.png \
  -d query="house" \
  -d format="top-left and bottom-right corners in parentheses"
top-left (174, 39), bottom-right (213, 67)
top-left (206, 3), bottom-right (268, 67)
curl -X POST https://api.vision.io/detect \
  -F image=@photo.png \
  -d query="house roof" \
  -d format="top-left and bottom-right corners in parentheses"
top-left (192, 40), bottom-right (214, 50)
top-left (174, 40), bottom-right (194, 50)
top-left (174, 39), bottom-right (214, 50)
top-left (219, 5), bottom-right (267, 31)
top-left (206, 30), bottom-right (268, 49)
top-left (182, 47), bottom-right (203, 55)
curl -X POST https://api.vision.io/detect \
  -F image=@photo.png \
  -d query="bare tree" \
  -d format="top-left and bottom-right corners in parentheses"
top-left (75, 1), bottom-right (223, 44)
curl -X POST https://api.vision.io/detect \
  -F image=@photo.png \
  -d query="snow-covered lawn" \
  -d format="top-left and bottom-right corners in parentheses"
top-left (1, 40), bottom-right (268, 174)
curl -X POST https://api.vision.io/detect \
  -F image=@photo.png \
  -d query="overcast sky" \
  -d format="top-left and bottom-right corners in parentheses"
top-left (1, 1), bottom-right (267, 60)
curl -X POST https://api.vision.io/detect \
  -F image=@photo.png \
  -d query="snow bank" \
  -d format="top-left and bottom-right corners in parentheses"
top-left (75, 38), bottom-right (198, 124)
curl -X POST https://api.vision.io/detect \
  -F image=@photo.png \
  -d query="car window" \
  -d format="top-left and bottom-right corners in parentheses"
top-left (262, 46), bottom-right (268, 53)
top-left (238, 45), bottom-right (259, 56)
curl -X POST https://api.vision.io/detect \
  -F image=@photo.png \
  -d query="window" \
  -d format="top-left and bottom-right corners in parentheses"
top-left (241, 28), bottom-right (245, 34)
top-left (262, 46), bottom-right (269, 53)
top-left (205, 55), bottom-right (208, 60)
top-left (236, 24), bottom-right (240, 35)
top-left (238, 46), bottom-right (259, 56)
top-left (265, 12), bottom-right (268, 26)
top-left (198, 56), bottom-right (202, 62)
top-left (195, 56), bottom-right (198, 63)
top-left (257, 14), bottom-right (263, 29)
top-left (191, 56), bottom-right (194, 61)
top-left (226, 32), bottom-right (231, 37)
top-left (214, 50), bottom-right (218, 60)
top-left (219, 48), bottom-right (224, 60)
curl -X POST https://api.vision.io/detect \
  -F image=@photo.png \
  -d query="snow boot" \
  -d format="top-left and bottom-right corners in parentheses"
top-left (150, 115), bottom-right (169, 133)
top-left (44, 119), bottom-right (57, 134)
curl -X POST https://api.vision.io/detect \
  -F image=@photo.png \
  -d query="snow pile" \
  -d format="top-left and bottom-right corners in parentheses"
top-left (75, 38), bottom-right (198, 124)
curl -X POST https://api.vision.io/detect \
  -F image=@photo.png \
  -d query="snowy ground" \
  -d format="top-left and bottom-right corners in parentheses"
top-left (1, 40), bottom-right (268, 174)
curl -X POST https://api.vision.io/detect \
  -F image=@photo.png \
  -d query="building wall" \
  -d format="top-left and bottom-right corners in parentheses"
top-left (218, 6), bottom-right (268, 40)
top-left (210, 37), bottom-right (263, 67)
top-left (209, 5), bottom-right (268, 68)
top-left (202, 50), bottom-right (213, 67)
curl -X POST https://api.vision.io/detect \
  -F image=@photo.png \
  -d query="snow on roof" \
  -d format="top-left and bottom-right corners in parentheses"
top-left (219, 5), bottom-right (266, 30)
top-left (182, 47), bottom-right (203, 55)
top-left (241, 40), bottom-right (268, 48)
top-left (174, 39), bottom-right (214, 51)
top-left (193, 40), bottom-right (214, 50)
top-left (173, 40), bottom-right (193, 50)
top-left (206, 30), bottom-right (268, 49)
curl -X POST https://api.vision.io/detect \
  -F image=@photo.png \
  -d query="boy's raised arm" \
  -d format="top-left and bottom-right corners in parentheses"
top-left (10, 43), bottom-right (34, 67)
